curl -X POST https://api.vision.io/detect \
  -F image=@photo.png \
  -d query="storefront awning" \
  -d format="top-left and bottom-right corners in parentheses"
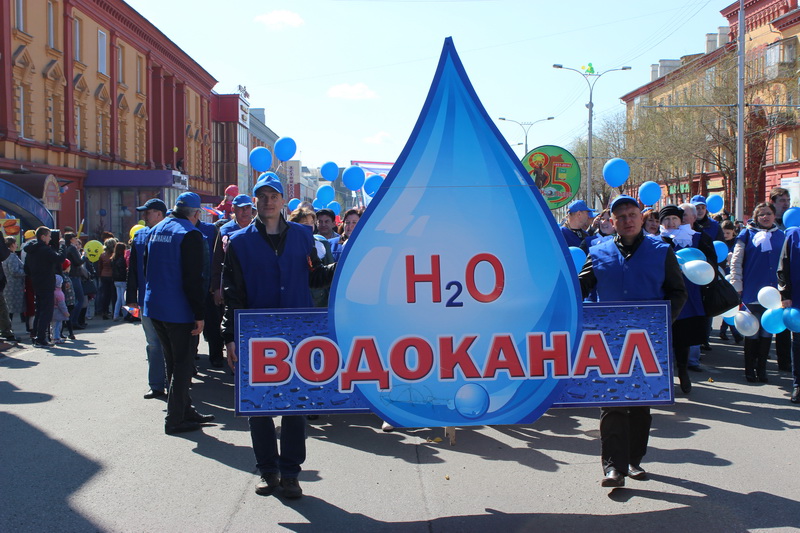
top-left (0, 177), bottom-right (55, 229)
top-left (86, 169), bottom-right (188, 189)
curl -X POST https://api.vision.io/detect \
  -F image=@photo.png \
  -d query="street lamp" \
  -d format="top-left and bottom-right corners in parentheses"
top-left (498, 116), bottom-right (554, 154)
top-left (553, 64), bottom-right (631, 207)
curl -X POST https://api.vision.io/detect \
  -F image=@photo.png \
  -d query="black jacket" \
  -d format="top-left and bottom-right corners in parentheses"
top-left (23, 239), bottom-right (66, 292)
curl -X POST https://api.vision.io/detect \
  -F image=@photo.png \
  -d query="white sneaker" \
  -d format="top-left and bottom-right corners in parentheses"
top-left (381, 421), bottom-right (394, 432)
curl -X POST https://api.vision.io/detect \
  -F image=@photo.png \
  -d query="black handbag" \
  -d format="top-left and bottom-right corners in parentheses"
top-left (701, 270), bottom-right (740, 317)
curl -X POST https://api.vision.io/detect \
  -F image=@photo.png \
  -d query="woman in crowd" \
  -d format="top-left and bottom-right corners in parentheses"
top-left (719, 220), bottom-right (743, 343)
top-left (330, 208), bottom-right (362, 262)
top-left (2, 237), bottom-right (26, 326)
top-left (731, 202), bottom-right (786, 383)
top-left (111, 241), bottom-right (128, 321)
top-left (659, 205), bottom-right (716, 393)
top-left (642, 209), bottom-right (660, 236)
top-left (96, 238), bottom-right (117, 320)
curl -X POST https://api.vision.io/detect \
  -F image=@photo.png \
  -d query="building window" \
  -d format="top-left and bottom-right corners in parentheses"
top-left (136, 56), bottom-right (142, 93)
top-left (98, 30), bottom-right (107, 75)
top-left (117, 45), bottom-right (124, 83)
top-left (47, 2), bottom-right (55, 48)
top-left (775, 138), bottom-right (782, 163)
top-left (18, 85), bottom-right (26, 138)
top-left (787, 137), bottom-right (795, 161)
top-left (74, 17), bottom-right (81, 61)
top-left (75, 105), bottom-right (82, 148)
top-left (15, 0), bottom-right (24, 31)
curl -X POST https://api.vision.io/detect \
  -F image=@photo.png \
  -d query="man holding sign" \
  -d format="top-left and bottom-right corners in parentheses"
top-left (578, 195), bottom-right (687, 488)
top-left (222, 174), bottom-right (335, 499)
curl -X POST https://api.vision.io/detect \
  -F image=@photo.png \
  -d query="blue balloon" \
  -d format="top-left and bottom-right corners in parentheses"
top-left (762, 308), bottom-right (787, 334)
top-left (364, 175), bottom-right (384, 197)
top-left (342, 166), bottom-right (366, 191)
top-left (327, 201), bottom-right (341, 216)
top-left (568, 246), bottom-right (587, 272)
top-left (713, 241), bottom-right (729, 264)
top-left (312, 198), bottom-right (324, 210)
top-left (274, 137), bottom-right (297, 162)
top-left (287, 198), bottom-right (301, 212)
top-left (638, 181), bottom-right (661, 206)
top-left (249, 146), bottom-right (273, 172)
top-left (723, 315), bottom-right (736, 325)
top-left (602, 158), bottom-right (630, 188)
top-left (784, 207), bottom-right (800, 229)
top-left (317, 185), bottom-right (335, 205)
top-left (675, 247), bottom-right (705, 265)
top-left (784, 308), bottom-right (800, 332)
top-left (706, 194), bottom-right (724, 214)
top-left (321, 162), bottom-right (339, 181)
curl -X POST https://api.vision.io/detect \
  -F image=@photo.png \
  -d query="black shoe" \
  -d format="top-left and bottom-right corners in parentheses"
top-left (791, 387), bottom-right (800, 404)
top-left (734, 335), bottom-right (743, 343)
top-left (700, 343), bottom-right (712, 351)
top-left (687, 365), bottom-right (703, 372)
top-left (255, 472), bottom-right (280, 496)
top-left (68, 334), bottom-right (76, 340)
top-left (280, 477), bottom-right (303, 499)
top-left (209, 358), bottom-right (225, 369)
top-left (628, 464), bottom-right (648, 481)
top-left (144, 389), bottom-right (166, 399)
top-left (679, 370), bottom-right (692, 393)
top-left (185, 412), bottom-right (215, 423)
top-left (745, 375), bottom-right (757, 383)
top-left (758, 376), bottom-right (769, 383)
top-left (719, 332), bottom-right (729, 341)
top-left (778, 364), bottom-right (793, 372)
top-left (3, 333), bottom-right (20, 342)
top-left (601, 469), bottom-right (625, 488)
top-left (32, 340), bottom-right (52, 348)
top-left (164, 421), bottom-right (201, 435)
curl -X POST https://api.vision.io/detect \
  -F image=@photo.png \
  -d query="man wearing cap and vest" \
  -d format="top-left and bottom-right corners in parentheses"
top-left (579, 195), bottom-right (687, 488)
top-left (691, 195), bottom-right (722, 241)
top-left (143, 192), bottom-right (215, 434)
top-left (192, 209), bottom-right (223, 368)
top-left (222, 173), bottom-right (335, 499)
top-left (127, 198), bottom-right (168, 400)
top-left (211, 194), bottom-right (254, 306)
top-left (561, 199), bottom-right (596, 248)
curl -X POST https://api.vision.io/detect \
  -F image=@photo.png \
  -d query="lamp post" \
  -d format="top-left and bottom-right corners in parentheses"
top-left (553, 64), bottom-right (631, 207)
top-left (498, 116), bottom-right (554, 154)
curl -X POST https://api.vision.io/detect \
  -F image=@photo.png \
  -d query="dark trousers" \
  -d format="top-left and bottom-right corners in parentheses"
top-left (33, 288), bottom-right (54, 343)
top-left (600, 406), bottom-right (652, 475)
top-left (151, 319), bottom-right (196, 426)
top-left (775, 329), bottom-right (792, 370)
top-left (249, 415), bottom-right (306, 478)
top-left (97, 276), bottom-right (114, 317)
top-left (69, 276), bottom-right (84, 327)
top-left (203, 292), bottom-right (224, 362)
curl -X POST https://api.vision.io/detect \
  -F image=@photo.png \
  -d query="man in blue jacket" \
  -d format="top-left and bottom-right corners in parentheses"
top-left (127, 198), bottom-right (168, 400)
top-left (561, 199), bottom-right (595, 248)
top-left (579, 195), bottom-right (687, 488)
top-left (144, 192), bottom-right (214, 434)
top-left (222, 174), bottom-right (334, 499)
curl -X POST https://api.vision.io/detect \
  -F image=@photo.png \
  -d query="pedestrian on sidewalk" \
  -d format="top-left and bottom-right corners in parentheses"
top-left (52, 275), bottom-right (69, 344)
top-left (777, 226), bottom-right (800, 404)
top-left (22, 227), bottom-right (66, 347)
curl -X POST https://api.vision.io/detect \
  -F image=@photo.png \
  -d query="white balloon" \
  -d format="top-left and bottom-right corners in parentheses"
top-left (683, 260), bottom-right (715, 285)
top-left (734, 311), bottom-right (760, 337)
top-left (757, 286), bottom-right (782, 310)
top-left (720, 306), bottom-right (739, 318)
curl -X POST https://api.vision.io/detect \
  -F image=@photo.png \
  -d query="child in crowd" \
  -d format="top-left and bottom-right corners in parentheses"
top-left (719, 220), bottom-right (743, 342)
top-left (61, 266), bottom-right (76, 340)
top-left (52, 276), bottom-right (70, 344)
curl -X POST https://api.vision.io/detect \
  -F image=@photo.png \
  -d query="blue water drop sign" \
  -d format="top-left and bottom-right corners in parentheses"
top-left (329, 38), bottom-right (582, 428)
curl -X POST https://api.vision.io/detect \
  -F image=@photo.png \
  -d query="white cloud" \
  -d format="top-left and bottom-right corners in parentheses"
top-left (363, 131), bottom-right (391, 145)
top-left (327, 83), bottom-right (377, 100)
top-left (254, 10), bottom-right (304, 30)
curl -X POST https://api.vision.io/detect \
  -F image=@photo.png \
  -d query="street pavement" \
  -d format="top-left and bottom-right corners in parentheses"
top-left (1, 317), bottom-right (799, 533)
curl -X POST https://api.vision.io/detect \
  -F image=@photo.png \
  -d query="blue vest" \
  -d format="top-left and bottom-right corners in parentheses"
top-left (673, 233), bottom-right (705, 319)
top-left (132, 226), bottom-right (151, 306)
top-left (699, 217), bottom-right (721, 241)
top-left (784, 227), bottom-right (800, 305)
top-left (143, 217), bottom-right (199, 323)
top-left (586, 233), bottom-right (613, 248)
top-left (219, 219), bottom-right (248, 239)
top-left (560, 226), bottom-right (585, 248)
top-left (228, 221), bottom-right (314, 309)
top-left (590, 236), bottom-right (669, 302)
top-left (738, 227), bottom-right (786, 304)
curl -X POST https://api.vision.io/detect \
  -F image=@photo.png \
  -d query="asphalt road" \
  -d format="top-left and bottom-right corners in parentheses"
top-left (1, 317), bottom-right (799, 532)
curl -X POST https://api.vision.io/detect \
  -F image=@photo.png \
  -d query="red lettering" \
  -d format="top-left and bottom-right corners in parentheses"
top-left (250, 339), bottom-right (292, 385)
top-left (405, 255), bottom-right (442, 303)
top-left (439, 336), bottom-right (481, 380)
top-left (572, 331), bottom-right (616, 377)
top-left (616, 330), bottom-right (662, 376)
top-left (340, 337), bottom-right (390, 391)
top-left (527, 332), bottom-right (570, 377)
top-left (482, 335), bottom-right (525, 379)
top-left (465, 253), bottom-right (504, 303)
top-left (294, 337), bottom-right (341, 384)
top-left (390, 337), bottom-right (434, 381)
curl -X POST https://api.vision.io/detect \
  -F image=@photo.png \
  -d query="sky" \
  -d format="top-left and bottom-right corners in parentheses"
top-left (124, 0), bottom-right (733, 169)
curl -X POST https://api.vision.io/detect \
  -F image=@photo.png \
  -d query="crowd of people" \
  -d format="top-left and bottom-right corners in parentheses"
top-left (2, 179), bottom-right (799, 498)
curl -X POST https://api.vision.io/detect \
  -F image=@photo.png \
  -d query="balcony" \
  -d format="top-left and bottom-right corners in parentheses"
top-left (767, 111), bottom-right (796, 127)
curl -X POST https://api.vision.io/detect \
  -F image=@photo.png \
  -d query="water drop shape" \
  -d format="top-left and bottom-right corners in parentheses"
top-left (330, 38), bottom-right (581, 428)
top-left (454, 384), bottom-right (490, 419)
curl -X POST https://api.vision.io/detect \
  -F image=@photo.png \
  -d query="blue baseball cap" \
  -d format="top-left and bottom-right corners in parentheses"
top-left (609, 195), bottom-right (640, 213)
top-left (136, 198), bottom-right (167, 213)
top-left (691, 195), bottom-right (707, 206)
top-left (232, 194), bottom-right (253, 207)
top-left (175, 192), bottom-right (201, 209)
top-left (567, 199), bottom-right (597, 216)
top-left (253, 172), bottom-right (284, 196)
